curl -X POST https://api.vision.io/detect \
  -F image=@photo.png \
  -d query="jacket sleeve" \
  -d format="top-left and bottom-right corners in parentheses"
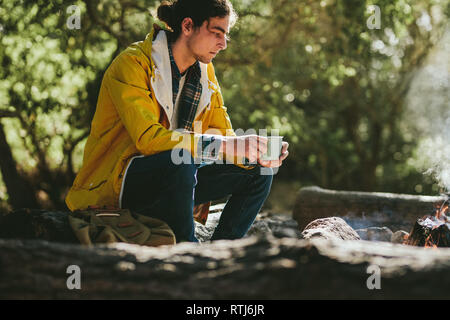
top-left (104, 50), bottom-right (201, 158)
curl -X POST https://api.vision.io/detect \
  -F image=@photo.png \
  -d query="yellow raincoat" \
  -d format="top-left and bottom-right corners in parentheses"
top-left (65, 26), bottom-right (252, 224)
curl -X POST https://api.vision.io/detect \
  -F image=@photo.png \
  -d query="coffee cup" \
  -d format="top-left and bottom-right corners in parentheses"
top-left (260, 136), bottom-right (283, 161)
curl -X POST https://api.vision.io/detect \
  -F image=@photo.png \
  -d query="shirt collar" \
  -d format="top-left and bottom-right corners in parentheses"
top-left (167, 35), bottom-right (201, 79)
top-left (168, 40), bottom-right (187, 79)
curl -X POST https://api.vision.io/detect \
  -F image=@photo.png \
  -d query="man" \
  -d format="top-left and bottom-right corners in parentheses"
top-left (65, 0), bottom-right (289, 243)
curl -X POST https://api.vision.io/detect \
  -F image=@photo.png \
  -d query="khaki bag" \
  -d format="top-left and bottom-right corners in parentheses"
top-left (68, 207), bottom-right (176, 247)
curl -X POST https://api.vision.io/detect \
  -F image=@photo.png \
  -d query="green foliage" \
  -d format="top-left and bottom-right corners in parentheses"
top-left (214, 0), bottom-right (448, 192)
top-left (0, 0), bottom-right (159, 208)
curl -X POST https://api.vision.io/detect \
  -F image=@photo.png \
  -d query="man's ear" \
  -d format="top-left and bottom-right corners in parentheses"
top-left (181, 17), bottom-right (194, 35)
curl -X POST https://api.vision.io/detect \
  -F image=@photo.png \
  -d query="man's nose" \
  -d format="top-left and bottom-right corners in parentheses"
top-left (218, 37), bottom-right (227, 51)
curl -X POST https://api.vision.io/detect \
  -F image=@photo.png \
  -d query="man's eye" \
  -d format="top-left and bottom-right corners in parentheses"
top-left (212, 30), bottom-right (230, 41)
top-left (217, 33), bottom-right (230, 41)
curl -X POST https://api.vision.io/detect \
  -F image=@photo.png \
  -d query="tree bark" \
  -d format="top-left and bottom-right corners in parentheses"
top-left (293, 186), bottom-right (447, 232)
top-left (0, 122), bottom-right (39, 209)
top-left (1, 236), bottom-right (450, 299)
top-left (1, 208), bottom-right (450, 299)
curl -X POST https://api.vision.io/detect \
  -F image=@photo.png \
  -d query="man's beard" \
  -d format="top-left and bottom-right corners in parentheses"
top-left (194, 54), bottom-right (213, 64)
top-left (187, 37), bottom-right (213, 64)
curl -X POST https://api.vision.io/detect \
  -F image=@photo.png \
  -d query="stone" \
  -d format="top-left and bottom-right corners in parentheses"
top-left (247, 212), bottom-right (302, 239)
top-left (247, 219), bottom-right (272, 236)
top-left (195, 211), bottom-right (302, 241)
top-left (391, 230), bottom-right (409, 244)
top-left (194, 211), bottom-right (221, 242)
top-left (355, 227), bottom-right (393, 242)
top-left (301, 217), bottom-right (361, 241)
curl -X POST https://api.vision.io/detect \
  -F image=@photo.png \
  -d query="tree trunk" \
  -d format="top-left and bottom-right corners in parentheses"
top-left (0, 122), bottom-right (39, 209)
top-left (1, 236), bottom-right (450, 299)
top-left (1, 209), bottom-right (450, 299)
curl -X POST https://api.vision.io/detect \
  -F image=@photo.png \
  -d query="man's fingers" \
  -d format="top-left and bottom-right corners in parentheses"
top-left (246, 136), bottom-right (288, 163)
top-left (256, 135), bottom-right (268, 143)
top-left (251, 136), bottom-right (267, 154)
top-left (249, 136), bottom-right (268, 154)
top-left (258, 150), bottom-right (289, 168)
top-left (269, 160), bottom-right (282, 168)
top-left (279, 150), bottom-right (289, 161)
top-left (257, 140), bottom-right (267, 154)
top-left (257, 137), bottom-right (268, 150)
top-left (247, 140), bottom-right (266, 159)
top-left (281, 141), bottom-right (289, 154)
top-left (247, 144), bottom-right (260, 162)
top-left (258, 159), bottom-right (270, 167)
top-left (258, 159), bottom-right (282, 168)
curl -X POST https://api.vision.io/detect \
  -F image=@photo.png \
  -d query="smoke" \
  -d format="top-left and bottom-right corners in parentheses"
top-left (419, 120), bottom-right (450, 191)
top-left (405, 29), bottom-right (450, 192)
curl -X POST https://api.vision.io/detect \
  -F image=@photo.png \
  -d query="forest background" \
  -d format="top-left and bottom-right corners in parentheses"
top-left (0, 0), bottom-right (449, 214)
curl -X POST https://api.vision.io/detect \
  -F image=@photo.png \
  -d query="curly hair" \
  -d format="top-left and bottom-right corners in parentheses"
top-left (157, 0), bottom-right (237, 40)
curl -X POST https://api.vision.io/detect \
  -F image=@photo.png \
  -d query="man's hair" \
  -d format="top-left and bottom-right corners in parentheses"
top-left (157, 0), bottom-right (237, 40)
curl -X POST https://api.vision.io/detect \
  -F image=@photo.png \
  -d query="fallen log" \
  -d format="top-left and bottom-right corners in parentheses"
top-left (405, 220), bottom-right (450, 247)
top-left (1, 236), bottom-right (450, 299)
top-left (0, 208), bottom-right (77, 243)
top-left (2, 208), bottom-right (450, 299)
top-left (293, 186), bottom-right (447, 232)
top-left (0, 208), bottom-right (300, 244)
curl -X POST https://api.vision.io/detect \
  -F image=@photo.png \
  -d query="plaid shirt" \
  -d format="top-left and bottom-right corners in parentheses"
top-left (168, 40), bottom-right (222, 163)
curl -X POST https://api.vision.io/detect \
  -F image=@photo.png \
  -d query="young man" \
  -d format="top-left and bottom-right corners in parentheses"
top-left (65, 0), bottom-right (289, 242)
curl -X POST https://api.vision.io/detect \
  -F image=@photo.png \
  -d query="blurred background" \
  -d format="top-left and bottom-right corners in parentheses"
top-left (0, 0), bottom-right (449, 215)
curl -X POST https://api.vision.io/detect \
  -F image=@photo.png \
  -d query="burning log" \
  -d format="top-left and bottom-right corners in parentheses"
top-left (404, 199), bottom-right (450, 248)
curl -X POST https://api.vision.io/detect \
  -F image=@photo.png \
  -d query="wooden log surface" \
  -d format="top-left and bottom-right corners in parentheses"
top-left (1, 208), bottom-right (450, 299)
top-left (293, 186), bottom-right (448, 232)
top-left (405, 220), bottom-right (450, 247)
top-left (1, 236), bottom-right (450, 299)
top-left (0, 208), bottom-right (77, 243)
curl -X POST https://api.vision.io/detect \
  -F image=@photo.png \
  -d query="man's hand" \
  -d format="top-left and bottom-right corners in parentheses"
top-left (258, 141), bottom-right (289, 168)
top-left (220, 135), bottom-right (268, 163)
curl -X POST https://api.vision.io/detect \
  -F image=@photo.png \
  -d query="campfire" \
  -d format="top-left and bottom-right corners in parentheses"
top-left (404, 197), bottom-right (450, 248)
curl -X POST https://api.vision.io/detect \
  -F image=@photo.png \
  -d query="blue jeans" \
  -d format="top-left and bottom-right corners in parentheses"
top-left (121, 149), bottom-right (273, 242)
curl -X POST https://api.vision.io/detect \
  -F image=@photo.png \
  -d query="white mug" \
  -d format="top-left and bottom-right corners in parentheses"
top-left (260, 136), bottom-right (283, 161)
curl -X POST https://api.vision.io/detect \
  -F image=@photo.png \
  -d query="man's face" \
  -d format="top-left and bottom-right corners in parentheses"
top-left (186, 16), bottom-right (230, 64)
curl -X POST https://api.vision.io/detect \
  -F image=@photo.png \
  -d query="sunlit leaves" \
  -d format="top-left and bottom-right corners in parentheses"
top-left (213, 0), bottom-right (448, 191)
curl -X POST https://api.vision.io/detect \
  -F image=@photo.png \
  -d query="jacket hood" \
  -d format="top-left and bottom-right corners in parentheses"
top-left (135, 28), bottom-right (218, 129)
